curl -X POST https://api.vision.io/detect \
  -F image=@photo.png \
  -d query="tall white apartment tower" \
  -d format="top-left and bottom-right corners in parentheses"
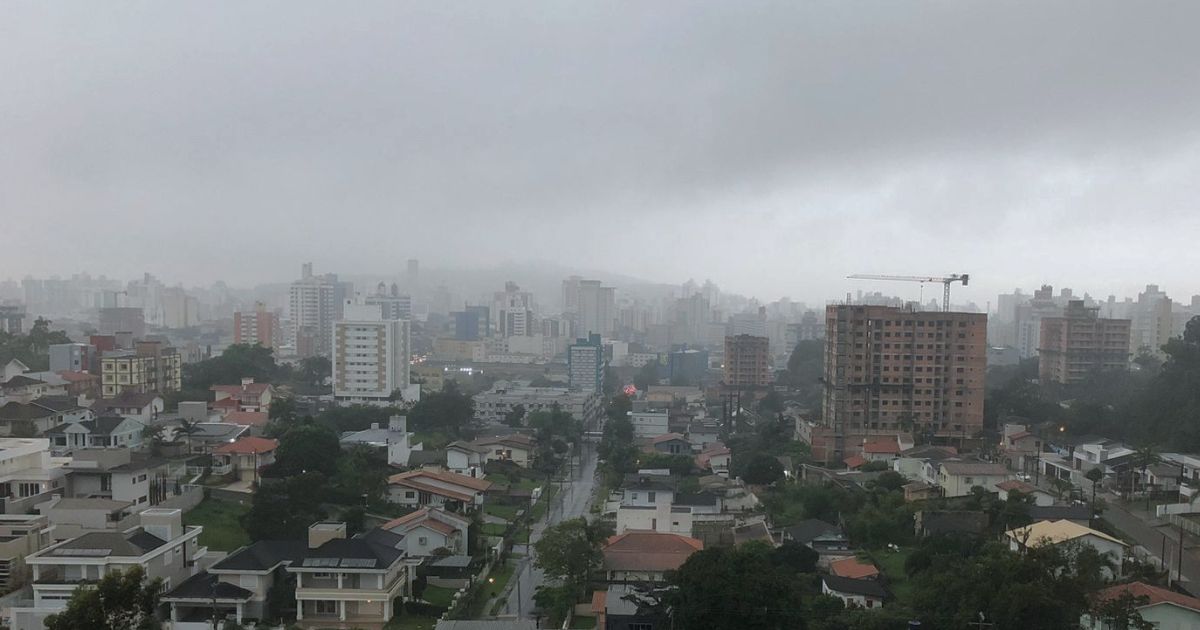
top-left (289, 264), bottom-right (350, 356)
top-left (332, 301), bottom-right (411, 403)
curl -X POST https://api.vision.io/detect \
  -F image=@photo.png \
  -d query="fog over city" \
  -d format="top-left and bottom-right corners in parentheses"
top-left (5, 2), bottom-right (1200, 303)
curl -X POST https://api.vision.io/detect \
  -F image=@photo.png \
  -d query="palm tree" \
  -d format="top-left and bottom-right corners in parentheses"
top-left (176, 419), bottom-right (200, 454)
top-left (1085, 466), bottom-right (1104, 526)
top-left (1133, 444), bottom-right (1161, 512)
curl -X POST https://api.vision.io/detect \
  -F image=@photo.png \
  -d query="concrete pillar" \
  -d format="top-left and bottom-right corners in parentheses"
top-left (170, 604), bottom-right (179, 622)
top-left (296, 601), bottom-right (303, 620)
top-left (339, 600), bottom-right (346, 621)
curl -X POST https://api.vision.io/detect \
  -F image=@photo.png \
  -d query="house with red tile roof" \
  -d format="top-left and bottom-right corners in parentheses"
top-left (602, 531), bottom-right (703, 582)
top-left (214, 437), bottom-right (278, 483)
top-left (381, 507), bottom-right (470, 557)
top-left (209, 378), bottom-right (274, 412)
top-left (861, 438), bottom-right (902, 463)
top-left (830, 556), bottom-right (880, 580)
top-left (1083, 581), bottom-right (1200, 629)
top-left (387, 469), bottom-right (492, 510)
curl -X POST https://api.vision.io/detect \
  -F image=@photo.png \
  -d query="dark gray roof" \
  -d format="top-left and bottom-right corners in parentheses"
top-left (733, 521), bottom-right (773, 545)
top-left (0, 401), bottom-right (57, 421)
top-left (2, 375), bottom-right (45, 388)
top-left (621, 474), bottom-right (675, 493)
top-left (162, 571), bottom-right (254, 601)
top-left (407, 450), bottom-right (447, 466)
top-left (783, 519), bottom-right (843, 544)
top-left (48, 414), bottom-right (135, 436)
top-left (298, 529), bottom-right (404, 570)
top-left (1028, 505), bottom-right (1091, 522)
top-left (211, 540), bottom-right (308, 572)
top-left (673, 492), bottom-right (718, 507)
top-left (50, 530), bottom-right (166, 557)
top-left (33, 396), bottom-right (85, 413)
top-left (823, 575), bottom-right (889, 598)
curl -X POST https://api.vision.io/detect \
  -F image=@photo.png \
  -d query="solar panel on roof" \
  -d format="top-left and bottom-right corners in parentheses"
top-left (301, 557), bottom-right (339, 567)
top-left (340, 558), bottom-right (376, 568)
top-left (53, 548), bottom-right (110, 556)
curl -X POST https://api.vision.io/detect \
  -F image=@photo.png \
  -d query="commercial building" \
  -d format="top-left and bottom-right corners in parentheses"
top-left (289, 263), bottom-right (351, 357)
top-left (820, 305), bottom-right (986, 459)
top-left (473, 381), bottom-right (603, 426)
top-left (568, 334), bottom-right (604, 394)
top-left (571, 278), bottom-right (616, 337)
top-left (233, 302), bottom-right (282, 349)
top-left (723, 335), bottom-right (771, 388)
top-left (332, 302), bottom-right (411, 403)
top-left (492, 282), bottom-right (534, 337)
top-left (1038, 300), bottom-right (1131, 384)
top-left (99, 341), bottom-right (182, 398)
top-left (452, 306), bottom-right (489, 340)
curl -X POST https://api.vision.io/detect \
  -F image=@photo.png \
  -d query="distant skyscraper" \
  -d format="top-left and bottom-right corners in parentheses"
top-left (288, 263), bottom-right (350, 356)
top-left (366, 282), bottom-right (412, 320)
top-left (332, 301), bottom-right (411, 402)
top-left (234, 302), bottom-right (282, 349)
top-left (1038, 300), bottom-right (1131, 384)
top-left (723, 334), bottom-right (771, 388)
top-left (493, 282), bottom-right (534, 337)
top-left (406, 259), bottom-right (420, 288)
top-left (98, 307), bottom-right (146, 339)
top-left (453, 306), bottom-right (490, 341)
top-left (577, 280), bottom-right (615, 337)
top-left (1131, 284), bottom-right (1174, 358)
top-left (568, 333), bottom-right (604, 394)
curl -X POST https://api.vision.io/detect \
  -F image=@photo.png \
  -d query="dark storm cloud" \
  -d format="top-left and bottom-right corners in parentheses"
top-left (3, 1), bottom-right (1200, 303)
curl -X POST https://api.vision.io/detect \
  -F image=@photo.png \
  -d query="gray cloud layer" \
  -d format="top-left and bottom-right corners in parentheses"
top-left (4, 2), bottom-right (1200, 304)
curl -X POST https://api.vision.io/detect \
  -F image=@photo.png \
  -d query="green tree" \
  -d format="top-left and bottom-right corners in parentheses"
top-left (741, 454), bottom-right (784, 485)
top-left (270, 421), bottom-right (341, 477)
top-left (175, 418), bottom-right (201, 453)
top-left (1085, 466), bottom-right (1104, 524)
top-left (1089, 592), bottom-right (1154, 630)
top-left (407, 380), bottom-right (475, 438)
top-left (241, 472), bottom-right (328, 541)
top-left (44, 565), bottom-right (163, 630)
top-left (533, 518), bottom-right (612, 601)
top-left (666, 541), bottom-right (806, 630)
top-left (503, 404), bottom-right (527, 428)
top-left (0, 318), bottom-right (72, 371)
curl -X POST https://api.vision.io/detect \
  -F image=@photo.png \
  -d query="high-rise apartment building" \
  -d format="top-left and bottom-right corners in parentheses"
top-left (233, 302), bottom-right (282, 349)
top-left (723, 335), bottom-right (771, 388)
top-left (568, 333), bottom-right (604, 394)
top-left (1131, 284), bottom-right (1174, 358)
top-left (100, 341), bottom-right (181, 397)
top-left (821, 305), bottom-right (986, 459)
top-left (332, 302), bottom-right (410, 403)
top-left (572, 279), bottom-right (616, 337)
top-left (288, 263), bottom-right (350, 356)
top-left (493, 282), bottom-right (534, 337)
top-left (1013, 285), bottom-right (1062, 359)
top-left (1038, 300), bottom-right (1131, 384)
top-left (365, 283), bottom-right (412, 320)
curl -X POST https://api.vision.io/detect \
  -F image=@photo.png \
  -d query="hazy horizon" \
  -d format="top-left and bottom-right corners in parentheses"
top-left (6, 2), bottom-right (1200, 306)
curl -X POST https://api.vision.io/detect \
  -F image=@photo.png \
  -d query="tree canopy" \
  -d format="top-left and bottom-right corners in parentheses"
top-left (269, 421), bottom-right (341, 477)
top-left (44, 565), bottom-right (163, 630)
top-left (0, 318), bottom-right (72, 372)
top-left (241, 472), bottom-right (328, 541)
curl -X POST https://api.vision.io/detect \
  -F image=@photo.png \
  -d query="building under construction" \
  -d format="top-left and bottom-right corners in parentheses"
top-left (820, 304), bottom-right (986, 461)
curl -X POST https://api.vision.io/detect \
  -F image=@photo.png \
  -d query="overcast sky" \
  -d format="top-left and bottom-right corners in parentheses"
top-left (4, 2), bottom-right (1200, 306)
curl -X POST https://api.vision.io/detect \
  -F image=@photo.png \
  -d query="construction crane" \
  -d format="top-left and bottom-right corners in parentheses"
top-left (846, 273), bottom-right (970, 312)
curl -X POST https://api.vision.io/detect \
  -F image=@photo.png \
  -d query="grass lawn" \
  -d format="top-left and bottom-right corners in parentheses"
top-left (571, 616), bottom-right (597, 629)
top-left (484, 503), bottom-right (520, 521)
top-left (183, 498), bottom-right (250, 552)
top-left (422, 584), bottom-right (458, 608)
top-left (384, 615), bottom-right (440, 630)
top-left (484, 562), bottom-right (516, 616)
top-left (481, 522), bottom-right (508, 537)
top-left (869, 547), bottom-right (914, 600)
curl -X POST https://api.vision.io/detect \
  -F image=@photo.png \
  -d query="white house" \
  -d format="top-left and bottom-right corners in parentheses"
top-left (936, 460), bottom-right (1010, 498)
top-left (1006, 519), bottom-right (1127, 579)
top-left (1081, 581), bottom-right (1200, 630)
top-left (381, 507), bottom-right (470, 557)
top-left (45, 413), bottom-right (144, 454)
top-left (445, 441), bottom-right (489, 478)
top-left (339, 416), bottom-right (424, 467)
top-left (12, 509), bottom-right (204, 630)
top-left (629, 410), bottom-right (669, 438)
top-left (995, 479), bottom-right (1055, 507)
top-left (472, 434), bottom-right (535, 468)
top-left (387, 469), bottom-right (492, 509)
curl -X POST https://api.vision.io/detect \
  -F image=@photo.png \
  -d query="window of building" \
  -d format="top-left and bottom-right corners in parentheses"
top-left (315, 600), bottom-right (339, 614)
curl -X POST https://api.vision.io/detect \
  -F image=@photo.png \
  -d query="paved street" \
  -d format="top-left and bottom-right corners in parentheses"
top-left (496, 437), bottom-right (600, 619)
top-left (1103, 496), bottom-right (1200, 593)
